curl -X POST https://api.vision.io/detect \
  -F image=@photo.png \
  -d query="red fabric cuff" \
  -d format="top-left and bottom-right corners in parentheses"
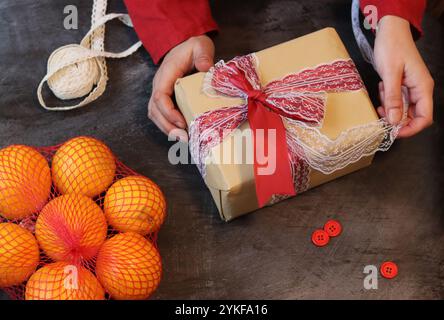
top-left (149, 22), bottom-right (218, 65)
top-left (124, 0), bottom-right (218, 64)
top-left (360, 0), bottom-right (426, 39)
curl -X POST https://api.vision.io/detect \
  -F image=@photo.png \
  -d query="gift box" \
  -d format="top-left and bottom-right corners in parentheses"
top-left (175, 28), bottom-right (393, 221)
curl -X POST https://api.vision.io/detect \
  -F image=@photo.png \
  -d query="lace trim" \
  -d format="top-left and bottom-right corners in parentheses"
top-left (192, 53), bottom-right (378, 198)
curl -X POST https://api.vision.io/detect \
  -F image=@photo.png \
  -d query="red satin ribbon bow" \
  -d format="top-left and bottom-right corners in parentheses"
top-left (191, 54), bottom-right (364, 207)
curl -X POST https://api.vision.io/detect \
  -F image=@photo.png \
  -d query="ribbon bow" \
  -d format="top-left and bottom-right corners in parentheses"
top-left (190, 54), bottom-right (364, 207)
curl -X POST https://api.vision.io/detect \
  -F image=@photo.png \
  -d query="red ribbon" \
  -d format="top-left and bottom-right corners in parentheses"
top-left (191, 54), bottom-right (364, 207)
top-left (227, 72), bottom-right (296, 206)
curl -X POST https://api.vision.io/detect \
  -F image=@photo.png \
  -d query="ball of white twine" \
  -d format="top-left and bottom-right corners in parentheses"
top-left (46, 44), bottom-right (101, 100)
top-left (37, 10), bottom-right (141, 111)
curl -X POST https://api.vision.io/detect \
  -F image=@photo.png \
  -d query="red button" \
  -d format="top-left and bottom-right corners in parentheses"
top-left (380, 261), bottom-right (398, 279)
top-left (324, 220), bottom-right (342, 237)
top-left (311, 229), bottom-right (330, 247)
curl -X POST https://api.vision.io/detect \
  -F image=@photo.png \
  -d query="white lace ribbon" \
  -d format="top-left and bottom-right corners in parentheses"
top-left (193, 10), bottom-right (411, 192)
top-left (37, 0), bottom-right (142, 111)
top-left (280, 0), bottom-right (408, 174)
top-left (273, 1), bottom-right (411, 175)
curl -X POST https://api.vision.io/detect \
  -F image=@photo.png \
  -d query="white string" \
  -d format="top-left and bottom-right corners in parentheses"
top-left (37, 0), bottom-right (142, 111)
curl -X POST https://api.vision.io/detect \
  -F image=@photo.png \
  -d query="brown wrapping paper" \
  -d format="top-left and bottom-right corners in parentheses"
top-left (174, 28), bottom-right (378, 221)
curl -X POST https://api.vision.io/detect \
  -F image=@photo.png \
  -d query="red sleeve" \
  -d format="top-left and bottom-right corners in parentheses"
top-left (124, 0), bottom-right (218, 64)
top-left (360, 0), bottom-right (426, 39)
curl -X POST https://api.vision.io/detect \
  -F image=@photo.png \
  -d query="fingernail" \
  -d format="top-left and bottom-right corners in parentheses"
top-left (175, 121), bottom-right (186, 129)
top-left (388, 109), bottom-right (401, 124)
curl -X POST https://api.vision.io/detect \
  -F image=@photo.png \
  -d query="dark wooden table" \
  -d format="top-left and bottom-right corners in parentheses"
top-left (1, 0), bottom-right (443, 299)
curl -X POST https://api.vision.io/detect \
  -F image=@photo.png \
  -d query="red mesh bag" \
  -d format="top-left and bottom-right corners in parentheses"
top-left (0, 136), bottom-right (166, 300)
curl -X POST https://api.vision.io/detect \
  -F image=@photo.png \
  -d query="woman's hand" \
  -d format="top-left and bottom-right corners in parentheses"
top-left (374, 15), bottom-right (434, 138)
top-left (148, 35), bottom-right (215, 141)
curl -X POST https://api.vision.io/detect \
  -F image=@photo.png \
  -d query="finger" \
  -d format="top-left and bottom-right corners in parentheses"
top-left (152, 91), bottom-right (186, 129)
top-left (151, 61), bottom-right (187, 130)
top-left (154, 62), bottom-right (184, 96)
top-left (397, 96), bottom-right (433, 138)
top-left (381, 67), bottom-right (404, 125)
top-left (397, 116), bottom-right (431, 138)
top-left (148, 103), bottom-right (179, 136)
top-left (193, 37), bottom-right (215, 72)
top-left (378, 81), bottom-right (384, 103)
top-left (378, 82), bottom-right (385, 118)
top-left (150, 106), bottom-right (188, 142)
top-left (377, 106), bottom-right (386, 118)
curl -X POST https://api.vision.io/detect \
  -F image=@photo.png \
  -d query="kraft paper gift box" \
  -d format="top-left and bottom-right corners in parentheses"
top-left (174, 28), bottom-right (382, 221)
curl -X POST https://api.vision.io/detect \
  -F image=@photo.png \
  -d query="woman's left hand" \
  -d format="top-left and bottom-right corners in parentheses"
top-left (374, 15), bottom-right (434, 138)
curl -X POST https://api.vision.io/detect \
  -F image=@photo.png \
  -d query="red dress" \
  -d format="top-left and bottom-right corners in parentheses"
top-left (123, 0), bottom-right (426, 64)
